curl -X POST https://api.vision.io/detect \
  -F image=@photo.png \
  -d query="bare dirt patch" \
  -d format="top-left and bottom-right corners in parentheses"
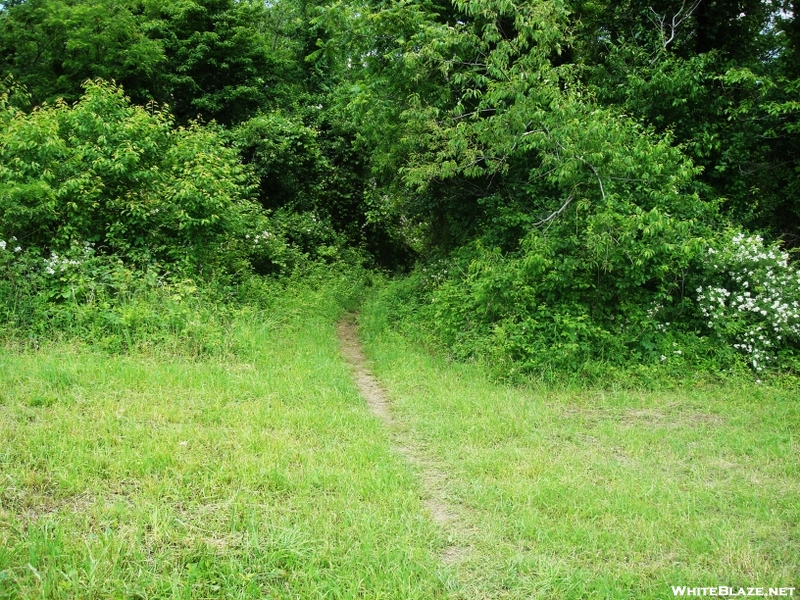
top-left (337, 315), bottom-right (468, 564)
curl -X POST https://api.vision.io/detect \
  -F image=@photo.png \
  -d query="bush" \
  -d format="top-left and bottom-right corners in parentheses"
top-left (697, 230), bottom-right (800, 372)
top-left (372, 231), bottom-right (800, 383)
top-left (0, 79), bottom-right (277, 274)
top-left (373, 223), bottom-right (800, 382)
top-left (418, 199), bottom-right (713, 373)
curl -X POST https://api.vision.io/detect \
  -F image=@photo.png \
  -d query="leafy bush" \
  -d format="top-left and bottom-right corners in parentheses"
top-left (0, 79), bottom-right (276, 274)
top-left (232, 112), bottom-right (325, 212)
top-left (0, 78), bottom-right (379, 353)
top-left (319, 0), bottom-right (800, 380)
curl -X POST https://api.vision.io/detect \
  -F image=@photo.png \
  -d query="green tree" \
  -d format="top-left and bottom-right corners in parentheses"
top-left (0, 0), bottom-right (301, 124)
top-left (570, 0), bottom-right (800, 245)
top-left (0, 79), bottom-right (265, 271)
top-left (140, 0), bottom-right (298, 124)
top-left (0, 0), bottom-right (164, 106)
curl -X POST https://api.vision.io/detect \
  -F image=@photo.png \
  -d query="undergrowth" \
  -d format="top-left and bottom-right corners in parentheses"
top-left (365, 259), bottom-right (800, 390)
top-left (0, 240), bottom-right (372, 357)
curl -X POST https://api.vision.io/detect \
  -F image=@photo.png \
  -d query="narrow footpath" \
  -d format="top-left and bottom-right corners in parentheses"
top-left (336, 314), bottom-right (469, 566)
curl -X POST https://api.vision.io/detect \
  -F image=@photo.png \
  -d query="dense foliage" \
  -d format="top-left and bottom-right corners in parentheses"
top-left (1, 0), bottom-right (800, 377)
top-left (0, 80), bottom-right (265, 269)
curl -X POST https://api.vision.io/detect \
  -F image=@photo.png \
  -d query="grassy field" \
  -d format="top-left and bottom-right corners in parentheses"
top-left (0, 289), bottom-right (446, 599)
top-left (357, 299), bottom-right (800, 599)
top-left (1, 281), bottom-right (798, 599)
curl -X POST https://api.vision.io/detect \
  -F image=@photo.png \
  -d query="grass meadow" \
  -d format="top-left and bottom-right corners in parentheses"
top-left (0, 288), bottom-right (446, 599)
top-left (0, 280), bottom-right (797, 599)
top-left (358, 298), bottom-right (800, 599)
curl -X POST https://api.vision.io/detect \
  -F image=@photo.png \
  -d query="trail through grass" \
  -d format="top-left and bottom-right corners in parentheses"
top-left (357, 298), bottom-right (800, 600)
top-left (1, 279), bottom-right (798, 599)
top-left (337, 315), bottom-right (465, 566)
top-left (0, 290), bottom-right (448, 599)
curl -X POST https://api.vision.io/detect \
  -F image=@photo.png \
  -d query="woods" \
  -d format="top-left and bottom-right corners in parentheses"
top-left (2, 0), bottom-right (800, 375)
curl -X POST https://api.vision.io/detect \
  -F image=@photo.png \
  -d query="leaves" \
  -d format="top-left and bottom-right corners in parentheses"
top-left (0, 80), bottom-right (265, 271)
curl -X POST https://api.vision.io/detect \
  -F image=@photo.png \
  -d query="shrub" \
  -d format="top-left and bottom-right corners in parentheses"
top-left (0, 79), bottom-right (275, 274)
top-left (697, 230), bottom-right (800, 372)
top-left (374, 224), bottom-right (800, 381)
top-left (417, 196), bottom-right (713, 373)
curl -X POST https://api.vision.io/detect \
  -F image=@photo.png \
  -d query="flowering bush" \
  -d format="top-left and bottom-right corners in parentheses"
top-left (697, 231), bottom-right (800, 371)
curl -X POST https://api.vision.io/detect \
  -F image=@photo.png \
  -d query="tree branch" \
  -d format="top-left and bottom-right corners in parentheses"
top-left (649, 0), bottom-right (702, 49)
top-left (534, 194), bottom-right (575, 229)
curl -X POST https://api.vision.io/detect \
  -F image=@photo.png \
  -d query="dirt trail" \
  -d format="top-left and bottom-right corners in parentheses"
top-left (336, 315), bottom-right (466, 564)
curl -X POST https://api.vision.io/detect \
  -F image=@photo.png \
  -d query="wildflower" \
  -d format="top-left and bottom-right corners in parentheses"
top-left (0, 240), bottom-right (5, 250)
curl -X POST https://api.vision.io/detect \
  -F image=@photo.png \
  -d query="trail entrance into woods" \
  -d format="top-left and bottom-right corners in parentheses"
top-left (336, 314), bottom-right (469, 566)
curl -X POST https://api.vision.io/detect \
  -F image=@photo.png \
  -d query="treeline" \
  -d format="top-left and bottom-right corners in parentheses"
top-left (1, 0), bottom-right (800, 377)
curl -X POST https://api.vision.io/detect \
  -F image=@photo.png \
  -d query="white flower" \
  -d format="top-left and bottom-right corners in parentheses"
top-left (14, 246), bottom-right (21, 252)
top-left (0, 240), bottom-right (5, 250)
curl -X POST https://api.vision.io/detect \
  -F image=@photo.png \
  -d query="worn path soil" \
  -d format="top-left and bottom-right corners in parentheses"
top-left (336, 314), bottom-right (467, 565)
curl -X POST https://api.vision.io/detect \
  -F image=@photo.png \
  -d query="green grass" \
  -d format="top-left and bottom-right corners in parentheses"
top-left (1, 277), bottom-right (798, 599)
top-left (357, 297), bottom-right (800, 600)
top-left (0, 286), bottom-right (447, 599)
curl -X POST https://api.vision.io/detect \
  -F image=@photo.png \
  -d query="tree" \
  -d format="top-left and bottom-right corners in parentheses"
top-left (0, 0), bottom-right (301, 124)
top-left (140, 0), bottom-right (297, 124)
top-left (568, 0), bottom-right (800, 245)
top-left (0, 0), bottom-right (164, 106)
top-left (0, 80), bottom-right (263, 270)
